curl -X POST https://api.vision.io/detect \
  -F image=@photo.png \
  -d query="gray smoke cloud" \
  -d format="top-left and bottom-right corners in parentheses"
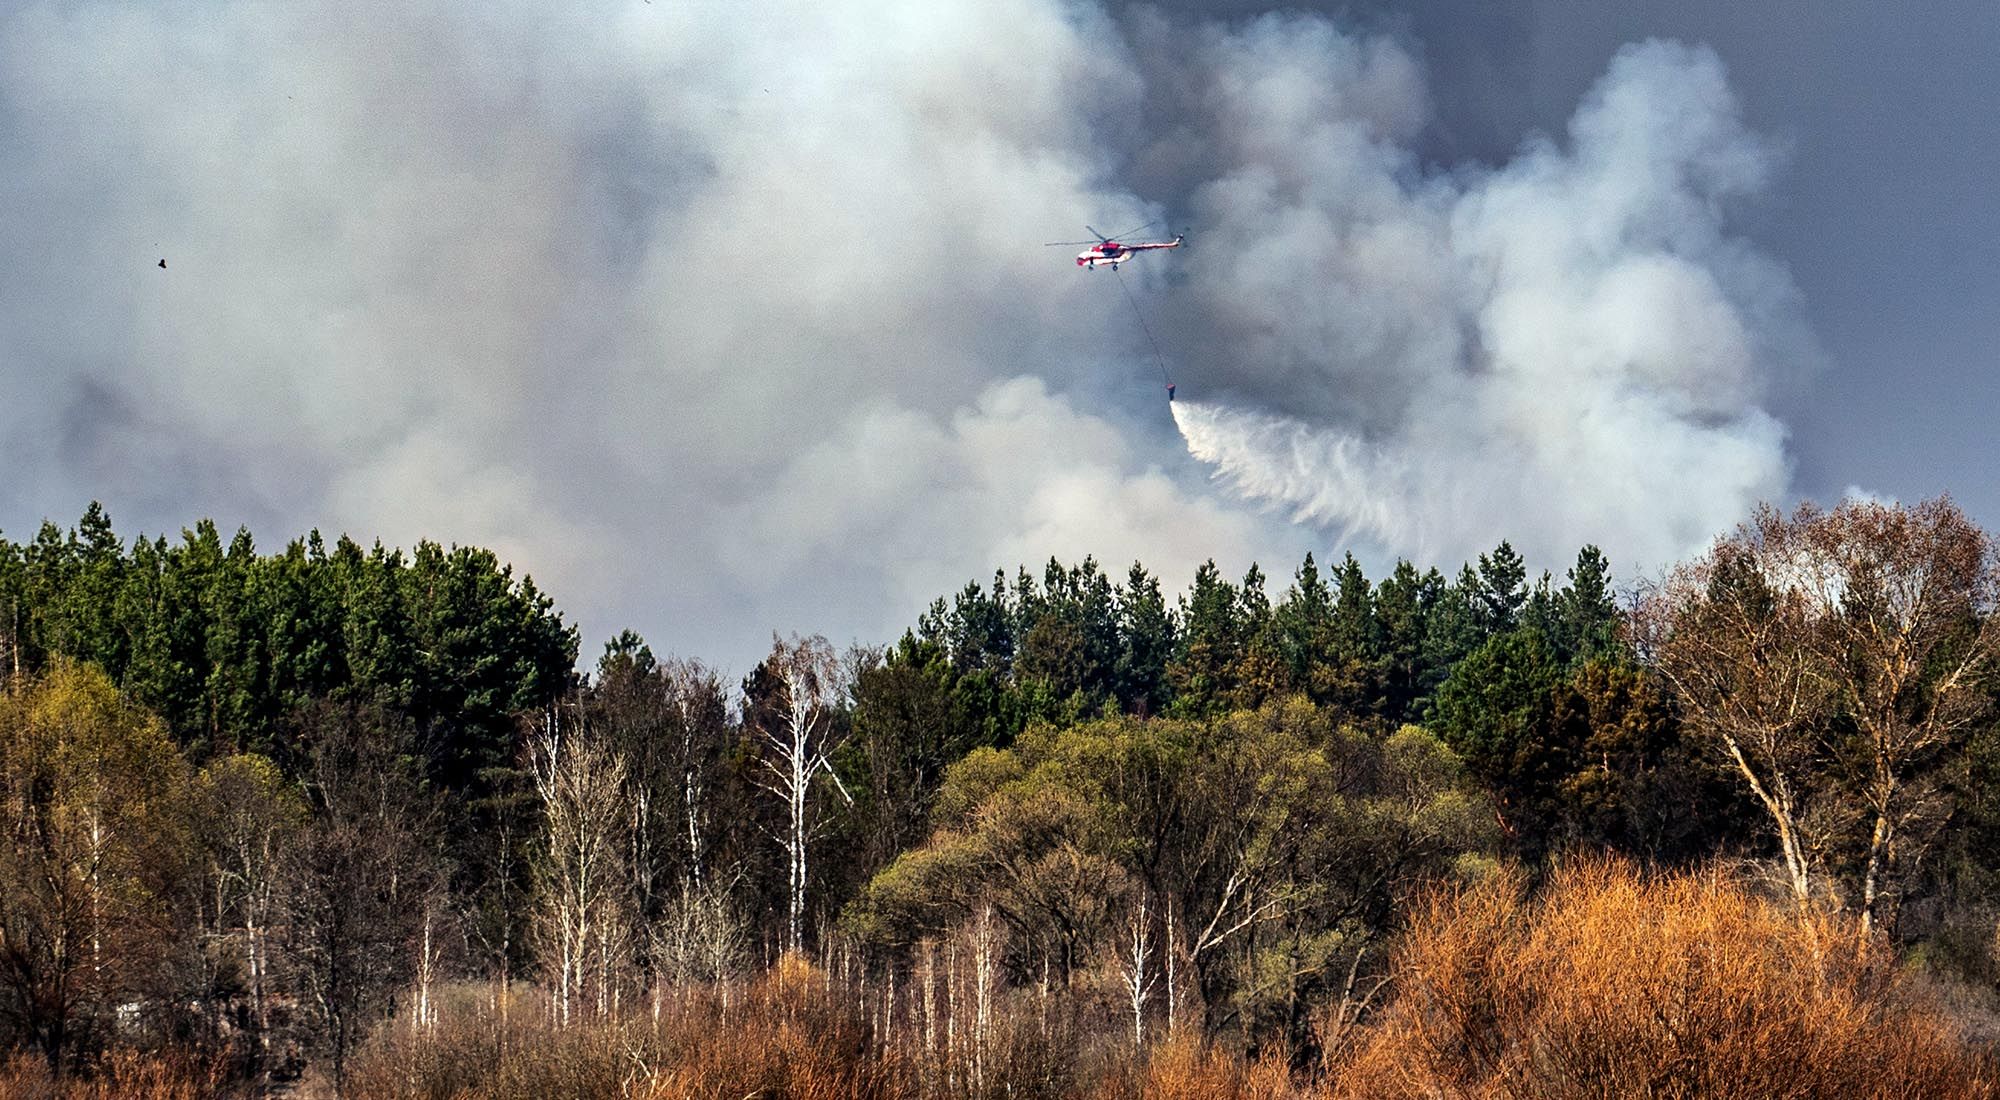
top-left (1152, 30), bottom-right (1810, 574)
top-left (0, 2), bottom-right (1808, 671)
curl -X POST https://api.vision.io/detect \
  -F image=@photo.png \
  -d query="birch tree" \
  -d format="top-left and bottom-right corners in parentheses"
top-left (1118, 892), bottom-right (1159, 1050)
top-left (1787, 499), bottom-right (1997, 935)
top-left (193, 753), bottom-right (304, 1066)
top-left (750, 634), bottom-right (851, 955)
top-left (659, 657), bottom-right (729, 891)
top-left (529, 709), bottom-right (633, 1027)
top-left (0, 663), bottom-right (192, 1070)
top-left (1638, 498), bottom-right (2000, 929)
top-left (588, 641), bottom-right (728, 913)
top-left (1637, 523), bottom-right (1832, 907)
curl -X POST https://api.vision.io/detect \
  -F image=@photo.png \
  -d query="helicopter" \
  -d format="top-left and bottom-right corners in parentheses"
top-left (1045, 222), bottom-right (1185, 270)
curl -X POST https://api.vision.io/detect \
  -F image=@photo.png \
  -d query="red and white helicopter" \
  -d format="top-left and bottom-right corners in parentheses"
top-left (1046, 222), bottom-right (1185, 270)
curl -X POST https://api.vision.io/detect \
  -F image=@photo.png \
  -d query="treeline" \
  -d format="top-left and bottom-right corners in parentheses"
top-left (0, 502), bottom-right (576, 773)
top-left (2, 499), bottom-right (1999, 1097)
top-left (900, 541), bottom-right (1619, 727)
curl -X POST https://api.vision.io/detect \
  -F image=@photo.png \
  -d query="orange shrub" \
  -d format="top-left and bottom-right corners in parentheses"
top-left (1331, 859), bottom-right (1997, 1099)
top-left (0, 1050), bottom-right (237, 1100)
top-left (1102, 1037), bottom-right (1297, 1100)
top-left (341, 961), bottom-right (911, 1100)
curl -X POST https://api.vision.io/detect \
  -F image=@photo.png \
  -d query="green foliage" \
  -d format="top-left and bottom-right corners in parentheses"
top-left (1431, 629), bottom-right (1561, 802)
top-left (7, 496), bottom-right (2000, 1084)
top-left (834, 635), bottom-right (1015, 892)
top-left (1169, 561), bottom-right (1245, 716)
top-left (847, 700), bottom-right (1497, 1034)
top-left (0, 505), bottom-right (579, 780)
top-left (0, 662), bottom-right (200, 1067)
top-left (1473, 541), bottom-right (1528, 635)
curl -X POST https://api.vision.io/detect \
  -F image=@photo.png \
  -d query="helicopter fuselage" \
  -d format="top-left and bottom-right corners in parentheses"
top-left (1075, 236), bottom-right (1182, 268)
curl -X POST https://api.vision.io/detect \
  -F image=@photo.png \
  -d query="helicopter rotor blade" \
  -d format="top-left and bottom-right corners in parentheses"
top-left (1085, 225), bottom-right (1110, 242)
top-left (1109, 220), bottom-right (1159, 241)
top-left (1044, 240), bottom-right (1099, 246)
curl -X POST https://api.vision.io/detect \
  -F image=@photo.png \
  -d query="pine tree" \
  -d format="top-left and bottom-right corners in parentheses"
top-left (1558, 545), bottom-right (1621, 665)
top-left (1374, 560), bottom-right (1435, 723)
top-left (1474, 541), bottom-right (1528, 635)
top-left (1272, 553), bottom-right (1335, 699)
top-left (1114, 563), bottom-right (1175, 716)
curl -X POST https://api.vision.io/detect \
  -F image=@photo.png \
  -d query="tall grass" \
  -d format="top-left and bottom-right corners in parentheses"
top-left (343, 954), bottom-right (908, 1100)
top-left (0, 1050), bottom-right (239, 1100)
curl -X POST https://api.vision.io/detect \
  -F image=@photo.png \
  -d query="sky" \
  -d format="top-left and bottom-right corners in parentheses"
top-left (2, 0), bottom-right (1995, 676)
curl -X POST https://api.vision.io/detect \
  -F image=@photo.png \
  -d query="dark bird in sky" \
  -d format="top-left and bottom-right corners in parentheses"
top-left (157, 258), bottom-right (166, 269)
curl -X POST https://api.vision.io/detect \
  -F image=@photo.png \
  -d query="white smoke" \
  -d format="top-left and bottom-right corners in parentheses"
top-left (1161, 36), bottom-right (1810, 574)
top-left (0, 2), bottom-right (1810, 669)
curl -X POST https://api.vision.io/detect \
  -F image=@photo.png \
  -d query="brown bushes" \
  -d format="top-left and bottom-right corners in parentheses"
top-left (144, 861), bottom-right (1990, 1098)
top-left (0, 1050), bottom-right (238, 1100)
top-left (1089, 1038), bottom-right (1296, 1100)
top-left (1334, 859), bottom-right (1998, 1099)
top-left (341, 956), bottom-right (908, 1100)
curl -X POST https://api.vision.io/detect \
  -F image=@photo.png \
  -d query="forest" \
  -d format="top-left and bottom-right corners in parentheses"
top-left (1, 497), bottom-right (1998, 1098)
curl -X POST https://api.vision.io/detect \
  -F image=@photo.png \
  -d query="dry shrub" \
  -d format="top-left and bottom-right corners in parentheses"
top-left (1087, 1036), bottom-right (1299, 1100)
top-left (1333, 858), bottom-right (1998, 1099)
top-left (639, 953), bottom-right (906, 1100)
top-left (0, 1049), bottom-right (236, 1100)
top-left (343, 957), bottom-right (911, 1100)
top-left (345, 1009), bottom-right (637, 1100)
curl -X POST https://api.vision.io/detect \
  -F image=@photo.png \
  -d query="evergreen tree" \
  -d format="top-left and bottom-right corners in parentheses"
top-left (1114, 563), bottom-right (1175, 716)
top-left (1558, 545), bottom-right (1621, 665)
top-left (1169, 561), bottom-right (1243, 717)
top-left (1233, 564), bottom-right (1290, 709)
top-left (1374, 560), bottom-right (1435, 723)
top-left (1271, 553), bottom-right (1335, 700)
top-left (1473, 540), bottom-right (1529, 635)
top-left (1520, 572), bottom-right (1559, 643)
top-left (0, 536), bottom-right (24, 680)
top-left (1430, 628), bottom-right (1562, 850)
top-left (1417, 567), bottom-right (1484, 715)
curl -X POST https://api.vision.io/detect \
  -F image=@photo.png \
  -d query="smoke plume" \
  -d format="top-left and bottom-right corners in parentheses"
top-left (0, 2), bottom-right (1810, 669)
top-left (1153, 32), bottom-right (1808, 576)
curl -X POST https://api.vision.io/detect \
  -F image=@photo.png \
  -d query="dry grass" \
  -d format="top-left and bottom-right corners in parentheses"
top-left (1331, 858), bottom-right (1999, 1099)
top-left (1087, 1037), bottom-right (1298, 1100)
top-left (0, 1050), bottom-right (239, 1100)
top-left (48, 866), bottom-right (1991, 1099)
top-left (339, 960), bottom-right (1307, 1100)
top-left (342, 955), bottom-right (908, 1100)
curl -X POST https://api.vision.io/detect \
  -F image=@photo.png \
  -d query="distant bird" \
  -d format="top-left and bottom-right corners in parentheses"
top-left (157, 258), bottom-right (166, 269)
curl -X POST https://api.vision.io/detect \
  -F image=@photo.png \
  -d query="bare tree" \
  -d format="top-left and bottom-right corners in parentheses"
top-left (1638, 498), bottom-right (2000, 931)
top-left (590, 645), bottom-right (729, 915)
top-left (410, 884), bottom-right (456, 1038)
top-left (649, 878), bottom-right (748, 996)
top-left (193, 753), bottom-right (304, 1069)
top-left (962, 904), bottom-right (1003, 1092)
top-left (1793, 499), bottom-right (1999, 935)
top-left (1636, 524), bottom-right (1829, 907)
top-left (750, 634), bottom-right (852, 955)
top-left (660, 658), bottom-right (728, 890)
top-left (1118, 891), bottom-right (1159, 1050)
top-left (281, 701), bottom-right (442, 1099)
top-left (529, 709), bottom-right (633, 1028)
